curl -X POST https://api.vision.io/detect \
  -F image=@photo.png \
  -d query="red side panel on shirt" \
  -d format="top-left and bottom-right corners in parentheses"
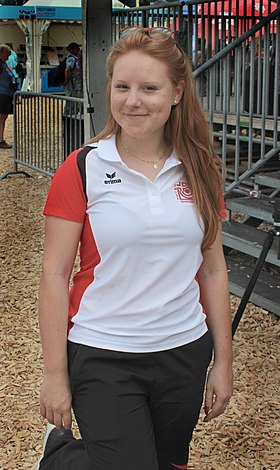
top-left (68, 213), bottom-right (101, 331)
top-left (43, 149), bottom-right (101, 332)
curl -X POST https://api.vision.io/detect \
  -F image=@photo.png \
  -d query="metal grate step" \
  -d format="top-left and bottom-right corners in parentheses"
top-left (222, 220), bottom-right (280, 267)
top-left (226, 255), bottom-right (280, 317)
top-left (255, 171), bottom-right (280, 190)
top-left (226, 196), bottom-right (274, 223)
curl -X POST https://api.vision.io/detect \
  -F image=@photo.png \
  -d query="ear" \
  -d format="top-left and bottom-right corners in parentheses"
top-left (173, 80), bottom-right (185, 104)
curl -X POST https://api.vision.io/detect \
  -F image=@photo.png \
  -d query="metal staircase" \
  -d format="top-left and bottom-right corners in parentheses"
top-left (191, 6), bottom-right (280, 316)
top-left (223, 173), bottom-right (280, 316)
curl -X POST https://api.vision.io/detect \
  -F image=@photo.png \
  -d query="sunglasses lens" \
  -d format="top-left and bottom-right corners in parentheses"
top-left (120, 27), bottom-right (141, 39)
top-left (120, 27), bottom-right (172, 40)
top-left (149, 28), bottom-right (171, 40)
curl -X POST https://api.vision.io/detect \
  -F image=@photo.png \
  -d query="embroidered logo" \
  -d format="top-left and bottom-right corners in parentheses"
top-left (104, 171), bottom-right (122, 185)
top-left (174, 182), bottom-right (193, 203)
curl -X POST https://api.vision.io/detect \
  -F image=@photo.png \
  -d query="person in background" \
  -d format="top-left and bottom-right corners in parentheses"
top-left (64, 42), bottom-right (83, 105)
top-left (0, 44), bottom-right (17, 149)
top-left (5, 42), bottom-right (19, 86)
top-left (36, 27), bottom-right (233, 470)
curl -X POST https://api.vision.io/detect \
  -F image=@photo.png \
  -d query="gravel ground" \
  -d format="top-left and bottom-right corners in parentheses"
top-left (0, 115), bottom-right (279, 469)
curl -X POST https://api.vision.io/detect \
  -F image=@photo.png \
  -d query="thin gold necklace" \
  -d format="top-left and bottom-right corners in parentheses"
top-left (119, 139), bottom-right (167, 170)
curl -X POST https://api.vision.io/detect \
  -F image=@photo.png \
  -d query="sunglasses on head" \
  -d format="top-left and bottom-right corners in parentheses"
top-left (120, 27), bottom-right (172, 40)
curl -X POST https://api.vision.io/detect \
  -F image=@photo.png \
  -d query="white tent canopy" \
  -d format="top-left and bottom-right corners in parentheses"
top-left (17, 18), bottom-right (50, 92)
top-left (18, 0), bottom-right (82, 92)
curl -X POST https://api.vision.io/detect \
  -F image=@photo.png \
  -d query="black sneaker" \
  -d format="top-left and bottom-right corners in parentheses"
top-left (34, 423), bottom-right (74, 470)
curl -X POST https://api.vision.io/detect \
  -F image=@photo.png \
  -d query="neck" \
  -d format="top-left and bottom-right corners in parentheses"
top-left (118, 134), bottom-right (170, 170)
top-left (119, 133), bottom-right (166, 159)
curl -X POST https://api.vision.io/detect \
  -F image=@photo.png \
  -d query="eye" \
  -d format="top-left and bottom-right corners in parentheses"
top-left (114, 83), bottom-right (129, 90)
top-left (143, 85), bottom-right (157, 92)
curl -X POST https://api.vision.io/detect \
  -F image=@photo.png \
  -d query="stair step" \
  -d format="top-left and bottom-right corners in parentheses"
top-left (226, 196), bottom-right (274, 223)
top-left (255, 170), bottom-right (280, 190)
top-left (226, 255), bottom-right (280, 317)
top-left (222, 220), bottom-right (280, 267)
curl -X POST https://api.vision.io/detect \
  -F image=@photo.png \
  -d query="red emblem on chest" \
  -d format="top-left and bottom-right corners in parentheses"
top-left (174, 182), bottom-right (193, 203)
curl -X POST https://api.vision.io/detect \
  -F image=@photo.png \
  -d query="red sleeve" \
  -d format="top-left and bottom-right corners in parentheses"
top-left (43, 150), bottom-right (86, 223)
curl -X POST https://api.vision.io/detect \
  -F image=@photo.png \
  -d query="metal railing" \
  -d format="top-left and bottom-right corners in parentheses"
top-left (112, 1), bottom-right (279, 69)
top-left (193, 8), bottom-right (280, 196)
top-left (0, 92), bottom-right (84, 180)
top-left (113, 2), bottom-right (280, 196)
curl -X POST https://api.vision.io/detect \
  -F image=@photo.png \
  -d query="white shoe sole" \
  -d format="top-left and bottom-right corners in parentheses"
top-left (33, 423), bottom-right (56, 470)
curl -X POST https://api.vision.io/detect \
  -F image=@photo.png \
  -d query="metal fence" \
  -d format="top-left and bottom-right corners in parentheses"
top-left (0, 92), bottom-right (84, 180)
top-left (112, 0), bottom-right (279, 69)
top-left (193, 8), bottom-right (280, 196)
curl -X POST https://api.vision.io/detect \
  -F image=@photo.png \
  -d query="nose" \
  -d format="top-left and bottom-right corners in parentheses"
top-left (125, 89), bottom-right (141, 107)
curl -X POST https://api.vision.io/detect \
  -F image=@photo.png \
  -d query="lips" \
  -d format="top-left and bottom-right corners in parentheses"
top-left (125, 114), bottom-right (147, 117)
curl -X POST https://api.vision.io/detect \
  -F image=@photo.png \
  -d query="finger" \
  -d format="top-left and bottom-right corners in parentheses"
top-left (40, 403), bottom-right (47, 419)
top-left (204, 397), bottom-right (229, 422)
top-left (53, 412), bottom-right (64, 429)
top-left (204, 388), bottom-right (214, 416)
top-left (62, 410), bottom-right (72, 430)
top-left (45, 409), bottom-right (54, 425)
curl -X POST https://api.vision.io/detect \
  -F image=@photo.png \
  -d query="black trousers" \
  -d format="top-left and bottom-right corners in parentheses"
top-left (40, 332), bottom-right (212, 470)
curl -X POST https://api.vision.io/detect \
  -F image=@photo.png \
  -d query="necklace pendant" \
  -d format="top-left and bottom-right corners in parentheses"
top-left (153, 162), bottom-right (158, 170)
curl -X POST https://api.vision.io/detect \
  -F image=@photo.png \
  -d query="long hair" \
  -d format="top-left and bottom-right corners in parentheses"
top-left (91, 30), bottom-right (224, 251)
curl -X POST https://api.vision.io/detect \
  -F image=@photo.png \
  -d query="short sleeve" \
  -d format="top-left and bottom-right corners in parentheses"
top-left (66, 56), bottom-right (76, 70)
top-left (43, 150), bottom-right (86, 223)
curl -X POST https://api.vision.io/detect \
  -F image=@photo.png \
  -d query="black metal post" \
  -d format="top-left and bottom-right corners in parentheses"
top-left (231, 230), bottom-right (276, 337)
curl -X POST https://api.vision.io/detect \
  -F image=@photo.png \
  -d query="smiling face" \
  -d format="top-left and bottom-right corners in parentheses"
top-left (110, 50), bottom-right (183, 141)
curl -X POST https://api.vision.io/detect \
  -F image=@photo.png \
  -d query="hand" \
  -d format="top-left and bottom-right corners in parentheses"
top-left (204, 362), bottom-right (233, 422)
top-left (40, 371), bottom-right (72, 429)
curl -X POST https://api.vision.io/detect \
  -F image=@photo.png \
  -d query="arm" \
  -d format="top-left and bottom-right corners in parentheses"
top-left (39, 215), bottom-right (83, 429)
top-left (197, 223), bottom-right (233, 422)
top-left (64, 56), bottom-right (74, 86)
top-left (64, 66), bottom-right (71, 86)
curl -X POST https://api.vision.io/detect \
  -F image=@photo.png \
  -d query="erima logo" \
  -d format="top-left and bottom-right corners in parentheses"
top-left (104, 172), bottom-right (122, 185)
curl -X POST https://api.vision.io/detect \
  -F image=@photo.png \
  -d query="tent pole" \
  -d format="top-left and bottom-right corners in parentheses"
top-left (82, 0), bottom-right (112, 139)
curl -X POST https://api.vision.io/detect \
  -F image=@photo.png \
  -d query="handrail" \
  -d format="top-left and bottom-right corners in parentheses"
top-left (117, 1), bottom-right (279, 13)
top-left (114, 1), bottom-right (183, 12)
top-left (193, 7), bottom-right (280, 78)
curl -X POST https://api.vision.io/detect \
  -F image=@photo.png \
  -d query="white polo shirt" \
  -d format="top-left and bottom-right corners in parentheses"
top-left (44, 135), bottom-right (209, 352)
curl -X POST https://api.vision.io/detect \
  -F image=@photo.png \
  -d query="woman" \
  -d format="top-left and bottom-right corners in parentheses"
top-left (37, 27), bottom-right (233, 470)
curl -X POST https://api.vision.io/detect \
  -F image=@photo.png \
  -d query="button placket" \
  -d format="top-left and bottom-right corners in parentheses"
top-left (146, 182), bottom-right (164, 214)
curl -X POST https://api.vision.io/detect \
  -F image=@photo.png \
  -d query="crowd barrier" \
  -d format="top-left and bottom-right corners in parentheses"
top-left (0, 92), bottom-right (84, 180)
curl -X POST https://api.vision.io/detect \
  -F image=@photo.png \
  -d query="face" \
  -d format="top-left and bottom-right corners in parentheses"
top-left (110, 50), bottom-right (183, 141)
top-left (69, 46), bottom-right (80, 56)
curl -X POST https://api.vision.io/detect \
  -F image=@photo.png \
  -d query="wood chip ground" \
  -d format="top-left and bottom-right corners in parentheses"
top-left (0, 116), bottom-right (279, 469)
